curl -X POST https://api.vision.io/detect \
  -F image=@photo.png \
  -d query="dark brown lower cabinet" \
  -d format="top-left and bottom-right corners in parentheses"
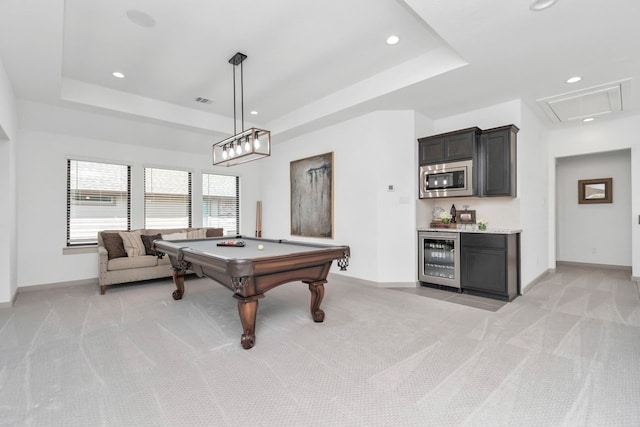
top-left (460, 233), bottom-right (520, 301)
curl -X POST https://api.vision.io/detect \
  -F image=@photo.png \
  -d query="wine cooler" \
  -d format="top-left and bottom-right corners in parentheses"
top-left (418, 231), bottom-right (461, 289)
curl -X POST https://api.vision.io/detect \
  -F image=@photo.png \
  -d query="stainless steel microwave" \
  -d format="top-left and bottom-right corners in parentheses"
top-left (419, 159), bottom-right (474, 199)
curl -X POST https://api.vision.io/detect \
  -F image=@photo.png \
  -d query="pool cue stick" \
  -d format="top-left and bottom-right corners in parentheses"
top-left (256, 201), bottom-right (262, 237)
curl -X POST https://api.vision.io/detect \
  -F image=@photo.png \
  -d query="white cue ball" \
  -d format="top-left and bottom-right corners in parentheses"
top-left (258, 244), bottom-right (264, 250)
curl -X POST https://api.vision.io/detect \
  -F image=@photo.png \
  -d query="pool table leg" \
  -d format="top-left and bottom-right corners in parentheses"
top-left (234, 294), bottom-right (264, 350)
top-left (172, 269), bottom-right (186, 300)
top-left (306, 280), bottom-right (326, 322)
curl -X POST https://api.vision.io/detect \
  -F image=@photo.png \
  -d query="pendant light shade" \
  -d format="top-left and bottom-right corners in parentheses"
top-left (213, 52), bottom-right (271, 167)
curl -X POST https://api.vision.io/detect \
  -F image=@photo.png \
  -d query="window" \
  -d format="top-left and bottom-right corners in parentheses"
top-left (202, 173), bottom-right (239, 235)
top-left (144, 167), bottom-right (192, 229)
top-left (67, 160), bottom-right (130, 246)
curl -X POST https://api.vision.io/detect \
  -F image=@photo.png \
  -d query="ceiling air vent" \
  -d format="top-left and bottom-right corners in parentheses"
top-left (537, 79), bottom-right (631, 123)
top-left (195, 97), bottom-right (213, 104)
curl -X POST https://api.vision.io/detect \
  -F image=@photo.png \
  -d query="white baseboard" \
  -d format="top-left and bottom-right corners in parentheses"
top-left (522, 268), bottom-right (554, 294)
top-left (328, 273), bottom-right (416, 288)
top-left (0, 287), bottom-right (19, 308)
top-left (18, 278), bottom-right (98, 293)
top-left (556, 260), bottom-right (632, 271)
top-left (381, 281), bottom-right (419, 288)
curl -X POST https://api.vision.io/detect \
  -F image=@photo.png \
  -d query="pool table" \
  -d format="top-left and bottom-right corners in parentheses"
top-left (153, 236), bottom-right (350, 349)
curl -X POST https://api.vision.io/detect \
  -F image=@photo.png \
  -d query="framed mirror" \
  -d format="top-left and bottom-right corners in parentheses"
top-left (578, 178), bottom-right (612, 204)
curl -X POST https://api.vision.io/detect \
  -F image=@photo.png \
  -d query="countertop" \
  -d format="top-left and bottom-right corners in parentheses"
top-left (417, 227), bottom-right (522, 234)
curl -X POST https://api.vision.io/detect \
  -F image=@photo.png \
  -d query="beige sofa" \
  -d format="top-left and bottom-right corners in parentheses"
top-left (98, 227), bottom-right (223, 294)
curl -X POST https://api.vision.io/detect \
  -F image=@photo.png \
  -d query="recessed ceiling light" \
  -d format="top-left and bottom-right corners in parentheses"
top-left (529, 0), bottom-right (558, 11)
top-left (126, 10), bottom-right (156, 28)
top-left (250, 110), bottom-right (258, 115)
top-left (566, 76), bottom-right (582, 83)
top-left (112, 72), bottom-right (125, 79)
top-left (583, 117), bottom-right (595, 122)
top-left (386, 35), bottom-right (400, 46)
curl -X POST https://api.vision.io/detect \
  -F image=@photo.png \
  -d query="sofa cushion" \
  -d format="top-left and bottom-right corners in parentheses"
top-left (206, 228), bottom-right (224, 237)
top-left (143, 228), bottom-right (183, 237)
top-left (119, 230), bottom-right (146, 257)
top-left (141, 233), bottom-right (162, 256)
top-left (107, 255), bottom-right (159, 271)
top-left (187, 229), bottom-right (207, 239)
top-left (102, 233), bottom-right (127, 260)
top-left (162, 231), bottom-right (187, 240)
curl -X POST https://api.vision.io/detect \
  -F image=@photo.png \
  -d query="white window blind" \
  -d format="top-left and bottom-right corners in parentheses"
top-left (67, 160), bottom-right (130, 246)
top-left (144, 167), bottom-right (192, 229)
top-left (202, 173), bottom-right (239, 236)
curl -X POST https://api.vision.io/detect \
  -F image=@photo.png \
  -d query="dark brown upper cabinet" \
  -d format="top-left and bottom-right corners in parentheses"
top-left (417, 124), bottom-right (518, 198)
top-left (418, 127), bottom-right (481, 165)
top-left (478, 125), bottom-right (518, 197)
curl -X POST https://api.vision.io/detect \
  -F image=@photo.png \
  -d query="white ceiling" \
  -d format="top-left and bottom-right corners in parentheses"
top-left (1, 0), bottom-right (639, 145)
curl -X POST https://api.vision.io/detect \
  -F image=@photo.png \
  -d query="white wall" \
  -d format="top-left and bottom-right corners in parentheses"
top-left (549, 115), bottom-right (640, 278)
top-left (556, 150), bottom-right (631, 266)
top-left (0, 56), bottom-right (18, 304)
top-left (414, 112), bottom-right (434, 227)
top-left (0, 57), bottom-right (17, 141)
top-left (261, 111), bottom-right (418, 285)
top-left (519, 103), bottom-right (550, 287)
top-left (375, 111), bottom-right (419, 283)
top-left (433, 100), bottom-right (523, 135)
top-left (16, 103), bottom-right (262, 288)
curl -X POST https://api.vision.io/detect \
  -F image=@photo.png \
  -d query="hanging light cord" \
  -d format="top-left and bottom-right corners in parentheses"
top-left (240, 60), bottom-right (244, 133)
top-left (230, 58), bottom-right (246, 137)
top-left (232, 62), bottom-right (237, 135)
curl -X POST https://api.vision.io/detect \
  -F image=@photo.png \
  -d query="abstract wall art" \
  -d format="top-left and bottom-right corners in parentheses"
top-left (290, 152), bottom-right (333, 238)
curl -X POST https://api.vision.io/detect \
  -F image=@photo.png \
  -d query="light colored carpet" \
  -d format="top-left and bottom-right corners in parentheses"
top-left (1, 264), bottom-right (639, 426)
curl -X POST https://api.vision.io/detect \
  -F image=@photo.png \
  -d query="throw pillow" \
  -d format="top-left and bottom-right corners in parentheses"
top-left (119, 230), bottom-right (146, 257)
top-left (206, 228), bottom-right (224, 237)
top-left (162, 232), bottom-right (187, 240)
top-left (141, 233), bottom-right (162, 256)
top-left (186, 229), bottom-right (207, 239)
top-left (102, 233), bottom-right (127, 260)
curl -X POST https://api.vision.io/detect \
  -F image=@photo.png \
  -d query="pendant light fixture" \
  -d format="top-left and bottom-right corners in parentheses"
top-left (213, 52), bottom-right (271, 166)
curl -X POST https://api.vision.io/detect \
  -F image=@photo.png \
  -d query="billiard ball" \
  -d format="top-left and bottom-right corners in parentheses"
top-left (258, 244), bottom-right (264, 250)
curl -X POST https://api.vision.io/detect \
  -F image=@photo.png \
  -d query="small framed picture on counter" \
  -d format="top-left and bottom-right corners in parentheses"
top-left (456, 209), bottom-right (476, 224)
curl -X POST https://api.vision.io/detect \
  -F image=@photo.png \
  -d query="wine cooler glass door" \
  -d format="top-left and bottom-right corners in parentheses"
top-left (418, 231), bottom-right (461, 288)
